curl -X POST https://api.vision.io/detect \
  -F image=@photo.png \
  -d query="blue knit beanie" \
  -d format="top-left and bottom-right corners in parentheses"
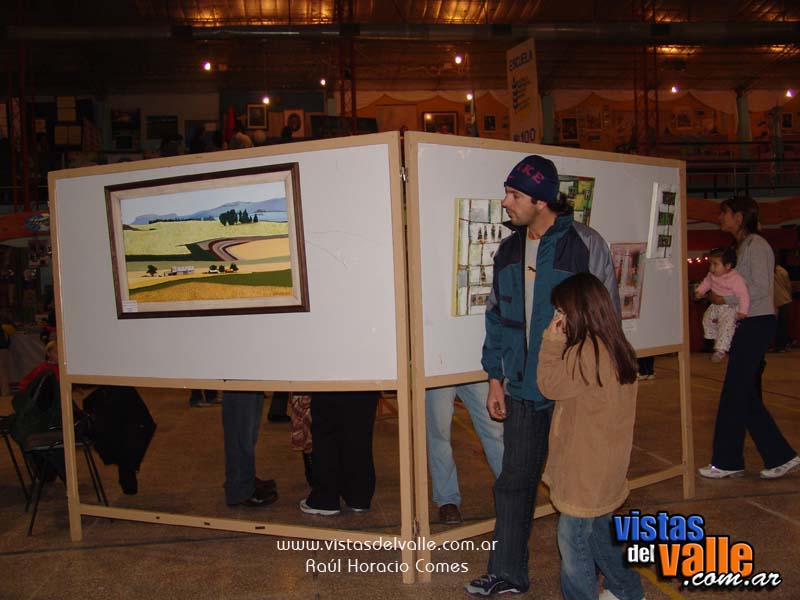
top-left (504, 155), bottom-right (559, 203)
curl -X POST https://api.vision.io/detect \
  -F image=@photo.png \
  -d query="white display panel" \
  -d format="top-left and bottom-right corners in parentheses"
top-left (54, 138), bottom-right (400, 382)
top-left (412, 140), bottom-right (683, 378)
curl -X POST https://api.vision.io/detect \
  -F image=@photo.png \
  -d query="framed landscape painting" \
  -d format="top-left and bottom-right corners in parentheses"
top-left (105, 163), bottom-right (309, 318)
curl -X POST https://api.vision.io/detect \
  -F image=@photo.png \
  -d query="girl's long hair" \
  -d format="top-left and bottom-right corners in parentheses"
top-left (550, 272), bottom-right (638, 386)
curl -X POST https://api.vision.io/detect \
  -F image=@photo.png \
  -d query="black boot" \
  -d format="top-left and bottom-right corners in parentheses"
top-left (302, 452), bottom-right (313, 487)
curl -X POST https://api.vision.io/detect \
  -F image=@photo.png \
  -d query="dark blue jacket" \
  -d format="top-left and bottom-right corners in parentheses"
top-left (481, 212), bottom-right (620, 410)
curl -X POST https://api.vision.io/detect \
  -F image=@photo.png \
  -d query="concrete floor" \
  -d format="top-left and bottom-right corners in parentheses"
top-left (1, 352), bottom-right (798, 600)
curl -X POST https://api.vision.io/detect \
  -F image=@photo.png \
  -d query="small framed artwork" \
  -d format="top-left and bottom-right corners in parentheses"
top-left (105, 163), bottom-right (309, 318)
top-left (146, 115), bottom-right (178, 140)
top-left (647, 183), bottom-right (677, 259)
top-left (422, 111), bottom-right (458, 135)
top-left (247, 104), bottom-right (268, 129)
top-left (561, 117), bottom-right (578, 141)
top-left (781, 112), bottom-right (793, 129)
top-left (585, 106), bottom-right (602, 131)
top-left (675, 108), bottom-right (692, 129)
top-left (483, 114), bottom-right (497, 131)
top-left (283, 110), bottom-right (306, 138)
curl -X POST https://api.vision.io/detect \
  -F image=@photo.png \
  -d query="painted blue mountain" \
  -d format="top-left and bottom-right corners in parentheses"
top-left (131, 197), bottom-right (287, 225)
top-left (132, 212), bottom-right (179, 224)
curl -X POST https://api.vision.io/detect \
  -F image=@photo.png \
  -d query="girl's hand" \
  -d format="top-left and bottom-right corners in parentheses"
top-left (547, 311), bottom-right (565, 336)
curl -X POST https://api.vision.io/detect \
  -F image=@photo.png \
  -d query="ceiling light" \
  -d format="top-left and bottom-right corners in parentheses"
top-left (787, 89), bottom-right (794, 98)
top-left (454, 54), bottom-right (463, 65)
top-left (262, 96), bottom-right (270, 105)
top-left (670, 85), bottom-right (679, 93)
top-left (202, 61), bottom-right (212, 72)
top-left (466, 93), bottom-right (473, 101)
top-left (320, 78), bottom-right (326, 86)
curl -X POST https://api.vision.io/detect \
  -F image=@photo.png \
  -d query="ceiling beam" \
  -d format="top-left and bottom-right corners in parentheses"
top-left (6, 21), bottom-right (800, 44)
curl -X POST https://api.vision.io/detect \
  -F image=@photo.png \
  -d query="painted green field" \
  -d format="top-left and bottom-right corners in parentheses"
top-left (129, 270), bottom-right (293, 296)
top-left (123, 220), bottom-right (288, 257)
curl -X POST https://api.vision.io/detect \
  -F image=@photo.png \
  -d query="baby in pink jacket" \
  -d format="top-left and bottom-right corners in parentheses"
top-left (694, 246), bottom-right (749, 362)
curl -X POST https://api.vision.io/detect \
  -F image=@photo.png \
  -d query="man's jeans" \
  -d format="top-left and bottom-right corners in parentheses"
top-left (558, 513), bottom-right (644, 600)
top-left (487, 397), bottom-right (551, 591)
top-left (222, 391), bottom-right (264, 505)
top-left (425, 382), bottom-right (504, 507)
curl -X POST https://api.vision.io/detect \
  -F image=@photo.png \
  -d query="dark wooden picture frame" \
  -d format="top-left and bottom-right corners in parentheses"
top-left (561, 117), bottom-right (578, 141)
top-left (105, 163), bottom-right (309, 318)
top-left (246, 104), bottom-right (268, 129)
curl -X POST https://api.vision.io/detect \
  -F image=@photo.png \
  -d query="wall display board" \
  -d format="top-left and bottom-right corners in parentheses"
top-left (50, 133), bottom-right (416, 581)
top-left (53, 138), bottom-right (402, 384)
top-left (404, 132), bottom-right (692, 578)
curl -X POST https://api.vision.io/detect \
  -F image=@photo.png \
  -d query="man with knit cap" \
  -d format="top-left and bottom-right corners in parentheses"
top-left (466, 155), bottom-right (619, 597)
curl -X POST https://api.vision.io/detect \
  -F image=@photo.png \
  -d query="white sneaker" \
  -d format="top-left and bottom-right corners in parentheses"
top-left (299, 498), bottom-right (340, 515)
top-left (698, 464), bottom-right (745, 479)
top-left (760, 455), bottom-right (800, 479)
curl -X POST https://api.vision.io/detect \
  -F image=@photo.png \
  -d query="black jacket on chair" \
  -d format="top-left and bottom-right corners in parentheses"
top-left (83, 386), bottom-right (156, 494)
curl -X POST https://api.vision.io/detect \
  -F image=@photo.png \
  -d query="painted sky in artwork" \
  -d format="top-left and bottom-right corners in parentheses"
top-left (120, 181), bottom-right (287, 225)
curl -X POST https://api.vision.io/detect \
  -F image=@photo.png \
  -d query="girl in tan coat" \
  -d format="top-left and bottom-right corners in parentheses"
top-left (537, 273), bottom-right (643, 600)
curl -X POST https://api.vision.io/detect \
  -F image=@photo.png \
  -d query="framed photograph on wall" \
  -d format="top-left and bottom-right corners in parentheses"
top-left (146, 115), bottom-right (178, 140)
top-left (483, 114), bottom-right (497, 131)
top-left (674, 108), bottom-right (692, 130)
top-left (105, 163), bottom-right (309, 318)
top-left (247, 104), bottom-right (268, 129)
top-left (283, 109), bottom-right (306, 138)
top-left (422, 111), bottom-right (458, 135)
top-left (561, 117), bottom-right (578, 141)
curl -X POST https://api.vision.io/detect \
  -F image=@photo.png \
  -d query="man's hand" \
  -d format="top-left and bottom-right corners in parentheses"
top-left (707, 291), bottom-right (726, 305)
top-left (487, 378), bottom-right (507, 421)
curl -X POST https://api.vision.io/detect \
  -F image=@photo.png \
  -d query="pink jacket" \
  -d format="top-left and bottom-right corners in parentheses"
top-left (696, 269), bottom-right (750, 314)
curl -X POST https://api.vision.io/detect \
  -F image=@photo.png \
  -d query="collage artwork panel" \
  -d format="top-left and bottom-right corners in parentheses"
top-left (647, 183), bottom-right (677, 259)
top-left (453, 198), bottom-right (512, 316)
top-left (611, 242), bottom-right (647, 320)
top-left (559, 175), bottom-right (595, 225)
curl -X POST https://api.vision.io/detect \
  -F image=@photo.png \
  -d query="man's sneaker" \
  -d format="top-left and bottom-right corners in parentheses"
top-left (299, 498), bottom-right (340, 516)
top-left (710, 350), bottom-right (726, 363)
top-left (698, 464), bottom-right (745, 479)
top-left (438, 503), bottom-right (462, 524)
top-left (760, 455), bottom-right (800, 479)
top-left (465, 574), bottom-right (523, 596)
top-left (599, 590), bottom-right (646, 600)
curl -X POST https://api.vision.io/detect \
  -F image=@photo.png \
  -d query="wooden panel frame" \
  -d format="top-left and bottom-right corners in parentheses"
top-left (403, 132), bottom-right (692, 580)
top-left (50, 132), bottom-right (418, 583)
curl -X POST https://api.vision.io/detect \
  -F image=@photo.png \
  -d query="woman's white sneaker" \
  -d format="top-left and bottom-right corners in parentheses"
top-left (698, 464), bottom-right (745, 479)
top-left (760, 455), bottom-right (800, 479)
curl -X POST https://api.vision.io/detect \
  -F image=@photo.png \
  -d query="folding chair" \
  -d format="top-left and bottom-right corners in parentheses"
top-left (0, 414), bottom-right (30, 502)
top-left (22, 427), bottom-right (108, 535)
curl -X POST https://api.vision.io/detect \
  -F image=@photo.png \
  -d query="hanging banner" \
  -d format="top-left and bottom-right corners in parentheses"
top-left (506, 38), bottom-right (542, 144)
